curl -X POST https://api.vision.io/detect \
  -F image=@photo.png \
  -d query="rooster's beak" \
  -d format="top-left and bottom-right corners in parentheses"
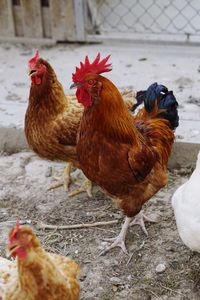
top-left (70, 83), bottom-right (79, 89)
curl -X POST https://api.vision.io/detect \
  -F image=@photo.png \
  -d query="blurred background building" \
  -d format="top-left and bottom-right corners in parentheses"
top-left (1, 0), bottom-right (200, 44)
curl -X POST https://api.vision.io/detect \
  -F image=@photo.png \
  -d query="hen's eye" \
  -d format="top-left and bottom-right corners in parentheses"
top-left (88, 79), bottom-right (94, 85)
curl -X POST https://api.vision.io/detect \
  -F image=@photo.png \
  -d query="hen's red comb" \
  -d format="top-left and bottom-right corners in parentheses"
top-left (72, 53), bottom-right (112, 83)
top-left (28, 50), bottom-right (39, 68)
top-left (9, 218), bottom-right (20, 242)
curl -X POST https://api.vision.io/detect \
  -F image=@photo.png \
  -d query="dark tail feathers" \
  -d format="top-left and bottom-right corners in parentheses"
top-left (134, 82), bottom-right (179, 130)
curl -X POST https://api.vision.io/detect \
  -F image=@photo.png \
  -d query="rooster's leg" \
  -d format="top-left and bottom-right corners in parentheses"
top-left (48, 162), bottom-right (73, 191)
top-left (99, 217), bottom-right (133, 256)
top-left (68, 175), bottom-right (93, 198)
top-left (129, 210), bottom-right (156, 236)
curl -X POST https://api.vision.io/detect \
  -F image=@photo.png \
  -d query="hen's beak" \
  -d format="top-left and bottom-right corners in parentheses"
top-left (6, 242), bottom-right (20, 258)
top-left (70, 83), bottom-right (79, 89)
top-left (28, 69), bottom-right (36, 77)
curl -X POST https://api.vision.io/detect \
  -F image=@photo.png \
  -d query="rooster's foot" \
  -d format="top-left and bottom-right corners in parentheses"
top-left (130, 210), bottom-right (156, 236)
top-left (99, 217), bottom-right (132, 256)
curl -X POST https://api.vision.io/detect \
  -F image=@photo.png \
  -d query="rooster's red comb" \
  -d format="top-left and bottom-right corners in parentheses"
top-left (9, 218), bottom-right (20, 242)
top-left (72, 53), bottom-right (112, 83)
top-left (28, 50), bottom-right (39, 68)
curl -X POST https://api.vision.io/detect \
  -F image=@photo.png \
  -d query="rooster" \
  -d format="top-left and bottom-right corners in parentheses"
top-left (172, 151), bottom-right (200, 252)
top-left (0, 221), bottom-right (80, 299)
top-left (71, 53), bottom-right (179, 254)
top-left (25, 50), bottom-right (138, 197)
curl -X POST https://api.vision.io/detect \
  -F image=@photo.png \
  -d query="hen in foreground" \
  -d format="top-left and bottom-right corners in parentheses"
top-left (0, 221), bottom-right (80, 300)
top-left (172, 151), bottom-right (200, 252)
top-left (25, 50), bottom-right (138, 197)
top-left (71, 53), bottom-right (179, 254)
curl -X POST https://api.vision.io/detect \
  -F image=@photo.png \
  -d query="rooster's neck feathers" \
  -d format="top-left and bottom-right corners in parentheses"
top-left (83, 77), bottom-right (140, 144)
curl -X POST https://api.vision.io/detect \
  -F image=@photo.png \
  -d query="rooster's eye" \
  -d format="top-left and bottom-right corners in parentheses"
top-left (88, 79), bottom-right (94, 85)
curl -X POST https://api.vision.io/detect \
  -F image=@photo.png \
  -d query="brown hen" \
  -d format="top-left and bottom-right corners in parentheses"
top-left (0, 221), bottom-right (80, 300)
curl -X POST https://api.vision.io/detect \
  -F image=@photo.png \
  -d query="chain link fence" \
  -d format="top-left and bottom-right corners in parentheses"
top-left (85, 0), bottom-right (200, 42)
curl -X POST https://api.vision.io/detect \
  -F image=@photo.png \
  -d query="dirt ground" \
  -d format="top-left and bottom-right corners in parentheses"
top-left (0, 151), bottom-right (199, 300)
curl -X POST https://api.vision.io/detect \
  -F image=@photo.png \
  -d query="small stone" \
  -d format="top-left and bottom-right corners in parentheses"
top-left (112, 285), bottom-right (118, 292)
top-left (166, 246), bottom-right (175, 252)
top-left (155, 263), bottom-right (166, 273)
top-left (110, 277), bottom-right (121, 285)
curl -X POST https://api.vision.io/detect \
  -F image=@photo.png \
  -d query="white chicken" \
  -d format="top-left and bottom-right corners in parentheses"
top-left (171, 150), bottom-right (200, 252)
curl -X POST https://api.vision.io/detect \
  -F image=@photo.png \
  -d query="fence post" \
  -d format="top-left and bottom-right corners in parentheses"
top-left (0, 0), bottom-right (15, 37)
top-left (49, 0), bottom-right (74, 41)
top-left (74, 0), bottom-right (86, 41)
top-left (21, 0), bottom-right (43, 38)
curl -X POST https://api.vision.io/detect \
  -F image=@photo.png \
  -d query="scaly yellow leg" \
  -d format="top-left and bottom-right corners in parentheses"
top-left (68, 177), bottom-right (93, 198)
top-left (48, 162), bottom-right (73, 191)
top-left (63, 162), bottom-right (72, 191)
